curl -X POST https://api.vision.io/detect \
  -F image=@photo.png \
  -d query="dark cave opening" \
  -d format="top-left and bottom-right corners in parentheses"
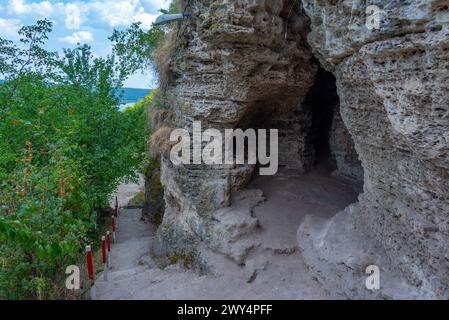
top-left (304, 66), bottom-right (364, 182)
top-left (305, 67), bottom-right (340, 168)
top-left (232, 60), bottom-right (363, 187)
top-left (244, 65), bottom-right (363, 253)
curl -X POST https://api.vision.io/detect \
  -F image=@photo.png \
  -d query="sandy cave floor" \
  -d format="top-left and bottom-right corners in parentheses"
top-left (95, 164), bottom-right (361, 300)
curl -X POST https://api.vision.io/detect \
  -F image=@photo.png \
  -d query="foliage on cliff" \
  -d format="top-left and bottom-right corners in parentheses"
top-left (110, 0), bottom-right (184, 91)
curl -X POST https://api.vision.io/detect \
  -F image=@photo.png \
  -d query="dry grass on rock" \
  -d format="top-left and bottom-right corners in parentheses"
top-left (149, 126), bottom-right (176, 156)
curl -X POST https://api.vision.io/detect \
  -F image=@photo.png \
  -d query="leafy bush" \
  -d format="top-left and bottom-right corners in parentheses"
top-left (0, 20), bottom-right (146, 299)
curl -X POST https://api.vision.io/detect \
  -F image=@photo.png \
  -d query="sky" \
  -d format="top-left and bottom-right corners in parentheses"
top-left (0, 0), bottom-right (172, 88)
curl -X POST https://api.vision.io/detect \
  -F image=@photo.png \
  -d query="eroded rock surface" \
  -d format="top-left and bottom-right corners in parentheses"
top-left (153, 0), bottom-right (320, 261)
top-left (329, 106), bottom-right (364, 182)
top-left (147, 0), bottom-right (449, 299)
top-left (298, 0), bottom-right (449, 298)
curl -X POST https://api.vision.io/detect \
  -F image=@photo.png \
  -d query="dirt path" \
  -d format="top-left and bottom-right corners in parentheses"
top-left (94, 166), bottom-right (359, 300)
top-left (94, 207), bottom-right (330, 300)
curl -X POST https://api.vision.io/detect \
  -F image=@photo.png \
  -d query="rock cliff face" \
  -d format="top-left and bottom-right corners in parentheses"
top-left (148, 0), bottom-right (449, 298)
top-left (298, 0), bottom-right (449, 298)
top-left (152, 0), bottom-right (320, 262)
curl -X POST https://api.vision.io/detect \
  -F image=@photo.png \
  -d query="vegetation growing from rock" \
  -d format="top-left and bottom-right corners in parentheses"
top-left (110, 0), bottom-right (183, 91)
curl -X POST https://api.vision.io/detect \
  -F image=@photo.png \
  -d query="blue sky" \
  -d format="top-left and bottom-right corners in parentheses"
top-left (0, 0), bottom-right (171, 88)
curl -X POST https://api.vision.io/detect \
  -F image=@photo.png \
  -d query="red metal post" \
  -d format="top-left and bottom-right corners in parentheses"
top-left (85, 245), bottom-right (94, 286)
top-left (101, 236), bottom-right (106, 265)
top-left (101, 236), bottom-right (107, 281)
top-left (112, 216), bottom-right (116, 243)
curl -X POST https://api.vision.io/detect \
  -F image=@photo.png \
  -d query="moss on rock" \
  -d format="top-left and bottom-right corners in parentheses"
top-left (142, 156), bottom-right (165, 225)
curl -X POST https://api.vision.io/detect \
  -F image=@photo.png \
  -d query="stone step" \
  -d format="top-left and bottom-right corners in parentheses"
top-left (103, 265), bottom-right (150, 282)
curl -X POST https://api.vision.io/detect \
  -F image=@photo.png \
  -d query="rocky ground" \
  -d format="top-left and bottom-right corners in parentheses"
top-left (94, 163), bottom-right (360, 300)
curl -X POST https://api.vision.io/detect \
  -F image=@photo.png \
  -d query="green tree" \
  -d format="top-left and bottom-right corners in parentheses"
top-left (108, 0), bottom-right (182, 77)
top-left (0, 19), bottom-right (146, 299)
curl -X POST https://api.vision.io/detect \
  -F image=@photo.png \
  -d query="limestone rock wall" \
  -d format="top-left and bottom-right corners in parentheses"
top-left (148, 0), bottom-right (449, 299)
top-left (153, 0), bottom-right (320, 260)
top-left (329, 106), bottom-right (364, 182)
top-left (298, 0), bottom-right (449, 298)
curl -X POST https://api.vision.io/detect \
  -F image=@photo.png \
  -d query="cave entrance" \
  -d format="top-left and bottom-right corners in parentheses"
top-left (237, 67), bottom-right (355, 178)
top-left (307, 68), bottom-right (339, 168)
top-left (239, 66), bottom-right (363, 250)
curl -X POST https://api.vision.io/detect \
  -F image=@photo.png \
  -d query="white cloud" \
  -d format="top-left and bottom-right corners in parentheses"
top-left (8, 0), bottom-right (53, 17)
top-left (5, 1), bottom-right (164, 31)
top-left (131, 11), bottom-right (159, 30)
top-left (59, 30), bottom-right (93, 45)
top-left (8, 0), bottom-right (28, 15)
top-left (0, 17), bottom-right (22, 39)
top-left (90, 0), bottom-right (147, 28)
top-left (143, 0), bottom-right (171, 10)
top-left (64, 3), bottom-right (84, 30)
top-left (90, 0), bottom-right (157, 28)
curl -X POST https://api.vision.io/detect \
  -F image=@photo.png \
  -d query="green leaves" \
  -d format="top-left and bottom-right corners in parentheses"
top-left (0, 19), bottom-right (57, 83)
top-left (0, 19), bottom-right (147, 299)
top-left (18, 19), bottom-right (53, 45)
top-left (109, 22), bottom-right (165, 76)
